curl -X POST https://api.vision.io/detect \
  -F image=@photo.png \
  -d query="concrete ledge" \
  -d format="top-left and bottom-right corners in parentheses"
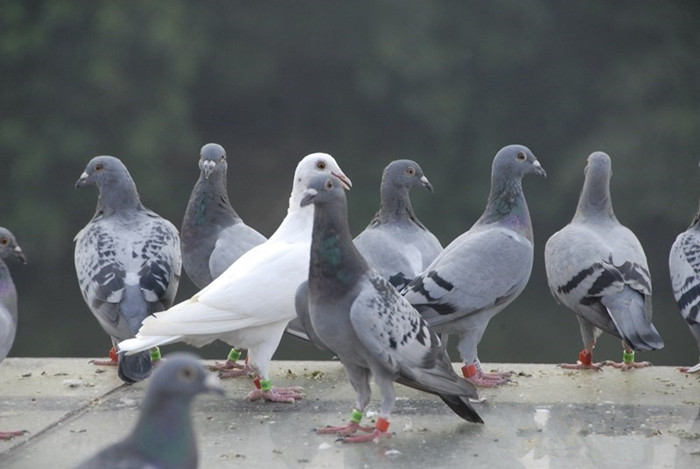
top-left (0, 358), bottom-right (698, 468)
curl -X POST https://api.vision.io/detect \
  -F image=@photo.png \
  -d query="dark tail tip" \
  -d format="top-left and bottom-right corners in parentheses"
top-left (439, 394), bottom-right (484, 424)
top-left (117, 350), bottom-right (152, 384)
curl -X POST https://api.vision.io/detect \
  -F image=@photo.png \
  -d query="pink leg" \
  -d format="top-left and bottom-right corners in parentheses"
top-left (315, 421), bottom-right (373, 436)
top-left (246, 378), bottom-right (304, 403)
top-left (0, 430), bottom-right (27, 441)
top-left (339, 417), bottom-right (392, 444)
top-left (601, 348), bottom-right (651, 371)
top-left (558, 349), bottom-right (604, 371)
top-left (208, 349), bottom-right (248, 377)
top-left (90, 347), bottom-right (119, 366)
top-left (678, 362), bottom-right (700, 373)
top-left (462, 364), bottom-right (509, 387)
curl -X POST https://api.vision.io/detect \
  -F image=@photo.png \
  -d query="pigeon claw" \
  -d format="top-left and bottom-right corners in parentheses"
top-left (0, 430), bottom-right (28, 440)
top-left (315, 422), bottom-right (373, 436)
top-left (340, 429), bottom-right (393, 444)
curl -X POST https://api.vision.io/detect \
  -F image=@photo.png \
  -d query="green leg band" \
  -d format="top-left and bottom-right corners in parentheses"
top-left (623, 350), bottom-right (635, 364)
top-left (259, 379), bottom-right (272, 392)
top-left (350, 408), bottom-right (363, 424)
top-left (150, 347), bottom-right (161, 361)
top-left (227, 348), bottom-right (242, 362)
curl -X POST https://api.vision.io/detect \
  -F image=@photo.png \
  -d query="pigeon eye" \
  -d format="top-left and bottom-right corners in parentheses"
top-left (325, 179), bottom-right (334, 190)
top-left (178, 367), bottom-right (196, 382)
top-left (220, 154), bottom-right (226, 161)
top-left (407, 167), bottom-right (416, 176)
top-left (0, 238), bottom-right (7, 246)
top-left (316, 161), bottom-right (327, 170)
top-left (516, 152), bottom-right (526, 161)
top-left (95, 163), bottom-right (104, 171)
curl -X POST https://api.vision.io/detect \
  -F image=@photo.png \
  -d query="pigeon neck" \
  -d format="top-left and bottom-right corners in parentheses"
top-left (689, 202), bottom-right (700, 230)
top-left (573, 170), bottom-right (616, 222)
top-left (130, 394), bottom-right (197, 468)
top-left (478, 176), bottom-right (533, 239)
top-left (185, 173), bottom-right (240, 230)
top-left (310, 197), bottom-right (367, 293)
top-left (95, 177), bottom-right (143, 215)
top-left (0, 262), bottom-right (17, 321)
top-left (377, 184), bottom-right (424, 227)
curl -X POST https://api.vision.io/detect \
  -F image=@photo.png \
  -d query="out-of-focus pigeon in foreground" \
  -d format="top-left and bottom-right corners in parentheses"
top-left (74, 155), bottom-right (182, 383)
top-left (669, 172), bottom-right (700, 373)
top-left (545, 152), bottom-right (663, 371)
top-left (354, 159), bottom-right (442, 290)
top-left (403, 145), bottom-right (545, 387)
top-left (75, 353), bottom-right (224, 469)
top-left (301, 174), bottom-right (482, 443)
top-left (180, 143), bottom-right (266, 376)
top-left (119, 153), bottom-right (351, 403)
top-left (0, 227), bottom-right (27, 440)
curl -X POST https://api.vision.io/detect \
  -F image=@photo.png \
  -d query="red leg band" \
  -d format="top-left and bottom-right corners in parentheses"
top-left (375, 417), bottom-right (390, 432)
top-left (578, 350), bottom-right (592, 366)
top-left (253, 378), bottom-right (261, 390)
top-left (461, 364), bottom-right (477, 378)
top-left (109, 347), bottom-right (118, 363)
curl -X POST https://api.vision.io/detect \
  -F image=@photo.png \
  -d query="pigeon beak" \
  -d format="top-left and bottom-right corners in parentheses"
top-left (201, 160), bottom-right (216, 179)
top-left (331, 171), bottom-right (352, 191)
top-left (420, 175), bottom-right (434, 192)
top-left (75, 172), bottom-right (89, 188)
top-left (533, 160), bottom-right (547, 178)
top-left (13, 246), bottom-right (26, 264)
top-left (300, 188), bottom-right (319, 207)
top-left (204, 372), bottom-right (225, 396)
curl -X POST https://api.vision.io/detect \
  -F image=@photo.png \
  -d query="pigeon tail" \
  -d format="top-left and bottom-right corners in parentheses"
top-left (601, 288), bottom-right (664, 351)
top-left (438, 394), bottom-right (484, 424)
top-left (117, 350), bottom-right (152, 383)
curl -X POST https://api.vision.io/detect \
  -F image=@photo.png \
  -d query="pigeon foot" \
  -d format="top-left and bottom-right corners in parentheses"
top-left (90, 347), bottom-right (119, 366)
top-left (339, 429), bottom-right (392, 443)
top-left (678, 363), bottom-right (700, 373)
top-left (215, 364), bottom-right (252, 379)
top-left (601, 360), bottom-right (652, 370)
top-left (0, 430), bottom-right (27, 440)
top-left (316, 421), bottom-right (373, 436)
top-left (247, 385), bottom-right (305, 403)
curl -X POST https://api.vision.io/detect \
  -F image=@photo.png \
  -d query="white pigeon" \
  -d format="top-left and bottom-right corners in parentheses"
top-left (119, 153), bottom-right (351, 403)
top-left (402, 145), bottom-right (546, 387)
top-left (545, 151), bottom-right (663, 371)
top-left (669, 181), bottom-right (700, 373)
top-left (75, 156), bottom-right (182, 384)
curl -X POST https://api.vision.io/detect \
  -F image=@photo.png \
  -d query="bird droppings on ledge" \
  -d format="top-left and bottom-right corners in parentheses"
top-left (0, 358), bottom-right (699, 468)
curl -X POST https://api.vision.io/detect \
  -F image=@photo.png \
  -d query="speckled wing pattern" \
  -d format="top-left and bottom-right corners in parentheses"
top-left (670, 229), bottom-right (700, 326)
top-left (75, 208), bottom-right (181, 340)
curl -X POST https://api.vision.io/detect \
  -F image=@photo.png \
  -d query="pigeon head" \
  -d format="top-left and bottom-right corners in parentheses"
top-left (290, 153), bottom-right (351, 208)
top-left (300, 174), bottom-right (347, 208)
top-left (492, 145), bottom-right (546, 180)
top-left (576, 151), bottom-right (614, 218)
top-left (383, 159), bottom-right (433, 192)
top-left (0, 228), bottom-right (26, 264)
top-left (148, 353), bottom-right (224, 400)
top-left (199, 143), bottom-right (227, 180)
top-left (75, 155), bottom-right (137, 190)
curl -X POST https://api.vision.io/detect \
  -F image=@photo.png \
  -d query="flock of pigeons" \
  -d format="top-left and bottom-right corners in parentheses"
top-left (0, 143), bottom-right (699, 464)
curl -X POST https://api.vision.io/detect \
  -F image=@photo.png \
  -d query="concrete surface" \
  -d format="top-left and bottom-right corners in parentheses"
top-left (0, 358), bottom-right (698, 468)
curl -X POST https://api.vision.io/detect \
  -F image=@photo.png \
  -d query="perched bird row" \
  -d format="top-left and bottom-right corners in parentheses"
top-left (1, 144), bottom-right (698, 459)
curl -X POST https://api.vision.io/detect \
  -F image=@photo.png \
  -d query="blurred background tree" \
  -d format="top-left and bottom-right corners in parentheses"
top-left (1, 0), bottom-right (698, 365)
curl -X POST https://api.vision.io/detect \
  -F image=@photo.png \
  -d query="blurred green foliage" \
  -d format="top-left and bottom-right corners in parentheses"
top-left (1, 0), bottom-right (699, 365)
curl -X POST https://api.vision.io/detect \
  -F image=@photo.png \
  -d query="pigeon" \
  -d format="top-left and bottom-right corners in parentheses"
top-left (354, 159), bottom-right (442, 290)
top-left (119, 153), bottom-right (351, 403)
top-left (75, 353), bottom-right (224, 469)
top-left (289, 159), bottom-right (442, 346)
top-left (669, 180), bottom-right (700, 373)
top-left (74, 156), bottom-right (182, 384)
top-left (180, 143), bottom-right (266, 375)
top-left (300, 173), bottom-right (482, 443)
top-left (402, 145), bottom-right (546, 387)
top-left (544, 151), bottom-right (663, 371)
top-left (0, 227), bottom-right (27, 441)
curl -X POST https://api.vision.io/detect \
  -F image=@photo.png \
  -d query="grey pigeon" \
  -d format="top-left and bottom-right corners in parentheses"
top-left (301, 174), bottom-right (482, 443)
top-left (75, 353), bottom-right (224, 469)
top-left (403, 145), bottom-right (546, 387)
top-left (181, 143), bottom-right (266, 375)
top-left (290, 159), bottom-right (442, 346)
top-left (119, 153), bottom-right (351, 403)
top-left (0, 227), bottom-right (27, 441)
top-left (545, 151), bottom-right (663, 371)
top-left (74, 156), bottom-right (182, 384)
top-left (669, 180), bottom-right (700, 373)
top-left (354, 159), bottom-right (442, 290)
